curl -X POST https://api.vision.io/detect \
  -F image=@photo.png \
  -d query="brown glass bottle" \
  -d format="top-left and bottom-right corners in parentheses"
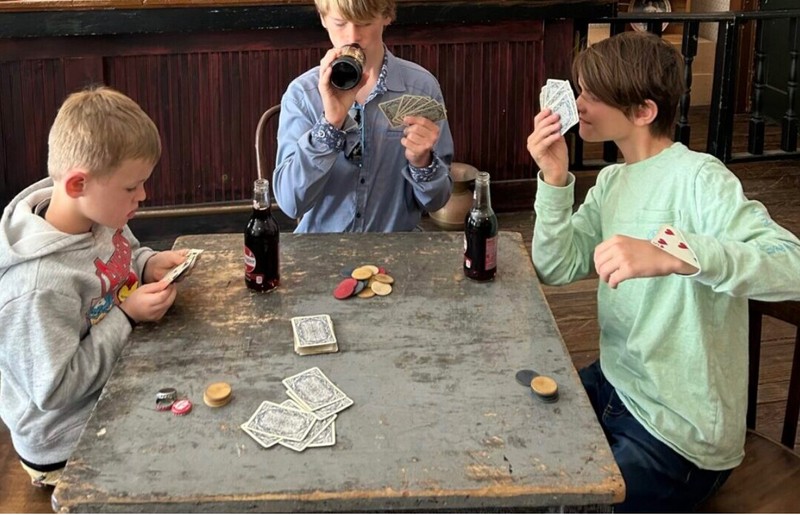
top-left (244, 178), bottom-right (280, 292)
top-left (463, 171), bottom-right (498, 281)
top-left (330, 44), bottom-right (365, 90)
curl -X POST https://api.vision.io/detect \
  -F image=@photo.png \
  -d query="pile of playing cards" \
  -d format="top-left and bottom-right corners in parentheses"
top-left (241, 367), bottom-right (354, 452)
top-left (163, 248), bottom-right (203, 285)
top-left (378, 94), bottom-right (447, 128)
top-left (291, 314), bottom-right (338, 355)
top-left (539, 78), bottom-right (579, 135)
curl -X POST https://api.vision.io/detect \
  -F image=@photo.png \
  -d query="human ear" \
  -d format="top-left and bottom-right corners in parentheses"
top-left (63, 171), bottom-right (89, 198)
top-left (634, 99), bottom-right (659, 127)
top-left (319, 13), bottom-right (328, 29)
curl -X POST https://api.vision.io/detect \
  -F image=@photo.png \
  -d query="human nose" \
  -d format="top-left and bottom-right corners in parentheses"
top-left (344, 24), bottom-right (361, 45)
top-left (576, 93), bottom-right (586, 114)
top-left (137, 184), bottom-right (147, 203)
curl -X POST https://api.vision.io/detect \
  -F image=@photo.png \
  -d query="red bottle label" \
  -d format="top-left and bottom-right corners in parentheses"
top-left (485, 235), bottom-right (497, 269)
top-left (244, 245), bottom-right (256, 273)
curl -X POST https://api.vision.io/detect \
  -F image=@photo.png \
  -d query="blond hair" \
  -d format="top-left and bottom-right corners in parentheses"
top-left (573, 32), bottom-right (684, 138)
top-left (315, 0), bottom-right (396, 23)
top-left (47, 86), bottom-right (161, 180)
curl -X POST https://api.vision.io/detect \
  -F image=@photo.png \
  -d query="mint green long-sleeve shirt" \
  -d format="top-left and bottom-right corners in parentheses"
top-left (533, 142), bottom-right (800, 470)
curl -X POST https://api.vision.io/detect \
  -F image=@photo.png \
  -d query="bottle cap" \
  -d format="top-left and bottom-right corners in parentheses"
top-left (171, 399), bottom-right (193, 416)
top-left (155, 398), bottom-right (174, 411)
top-left (156, 387), bottom-right (177, 401)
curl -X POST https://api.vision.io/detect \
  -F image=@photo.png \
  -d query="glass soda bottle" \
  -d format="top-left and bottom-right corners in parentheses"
top-left (463, 171), bottom-right (498, 281)
top-left (244, 178), bottom-right (280, 291)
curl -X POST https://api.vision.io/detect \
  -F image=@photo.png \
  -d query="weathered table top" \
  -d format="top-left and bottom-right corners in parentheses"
top-left (52, 231), bottom-right (623, 512)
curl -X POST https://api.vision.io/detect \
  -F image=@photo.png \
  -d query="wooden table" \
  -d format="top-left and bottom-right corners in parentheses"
top-left (52, 231), bottom-right (624, 512)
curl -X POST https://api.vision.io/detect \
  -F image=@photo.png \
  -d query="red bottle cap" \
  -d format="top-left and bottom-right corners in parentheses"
top-left (171, 399), bottom-right (192, 416)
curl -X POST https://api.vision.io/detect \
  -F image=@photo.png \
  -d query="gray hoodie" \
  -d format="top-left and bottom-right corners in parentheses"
top-left (0, 178), bottom-right (155, 465)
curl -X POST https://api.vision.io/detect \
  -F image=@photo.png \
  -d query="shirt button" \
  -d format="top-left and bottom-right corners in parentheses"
top-left (356, 212), bottom-right (362, 218)
top-left (360, 178), bottom-right (365, 184)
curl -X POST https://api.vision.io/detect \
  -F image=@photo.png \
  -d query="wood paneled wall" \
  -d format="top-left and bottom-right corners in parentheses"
top-left (0, 19), bottom-right (572, 211)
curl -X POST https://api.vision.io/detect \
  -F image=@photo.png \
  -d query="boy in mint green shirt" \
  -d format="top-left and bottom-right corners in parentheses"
top-left (527, 31), bottom-right (800, 512)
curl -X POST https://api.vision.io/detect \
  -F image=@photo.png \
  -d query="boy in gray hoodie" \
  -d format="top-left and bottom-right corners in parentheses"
top-left (0, 86), bottom-right (186, 486)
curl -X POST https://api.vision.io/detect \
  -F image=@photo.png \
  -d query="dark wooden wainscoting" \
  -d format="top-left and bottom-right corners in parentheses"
top-left (0, 19), bottom-right (572, 211)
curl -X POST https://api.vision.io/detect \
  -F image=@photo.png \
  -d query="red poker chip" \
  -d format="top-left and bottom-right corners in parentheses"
top-left (333, 278), bottom-right (358, 299)
top-left (171, 399), bottom-right (192, 416)
top-left (378, 267), bottom-right (387, 274)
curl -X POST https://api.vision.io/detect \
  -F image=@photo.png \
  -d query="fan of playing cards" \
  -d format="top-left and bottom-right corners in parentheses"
top-left (539, 79), bottom-right (579, 136)
top-left (241, 367), bottom-right (353, 452)
top-left (378, 94), bottom-right (447, 129)
top-left (162, 248), bottom-right (203, 285)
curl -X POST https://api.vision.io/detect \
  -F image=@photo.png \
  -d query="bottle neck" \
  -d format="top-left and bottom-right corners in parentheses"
top-left (252, 180), bottom-right (271, 211)
top-left (472, 173), bottom-right (492, 212)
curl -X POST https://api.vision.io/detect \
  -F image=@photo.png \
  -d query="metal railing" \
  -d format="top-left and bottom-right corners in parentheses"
top-left (571, 9), bottom-right (800, 169)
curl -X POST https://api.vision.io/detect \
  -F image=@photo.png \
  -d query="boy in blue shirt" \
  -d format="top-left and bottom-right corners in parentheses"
top-left (273, 0), bottom-right (453, 233)
top-left (527, 32), bottom-right (800, 511)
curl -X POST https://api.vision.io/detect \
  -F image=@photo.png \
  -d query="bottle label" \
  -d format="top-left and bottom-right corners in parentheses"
top-left (244, 245), bottom-right (256, 273)
top-left (485, 235), bottom-right (497, 269)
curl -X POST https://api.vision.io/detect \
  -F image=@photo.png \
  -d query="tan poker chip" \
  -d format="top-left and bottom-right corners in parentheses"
top-left (371, 281), bottom-right (392, 296)
top-left (204, 382), bottom-right (232, 408)
top-left (351, 267), bottom-right (374, 280)
top-left (357, 287), bottom-right (376, 298)
top-left (530, 376), bottom-right (558, 397)
top-left (373, 273), bottom-right (394, 284)
top-left (364, 265), bottom-right (380, 275)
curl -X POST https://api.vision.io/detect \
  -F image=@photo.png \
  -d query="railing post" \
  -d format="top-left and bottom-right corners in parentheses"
top-left (781, 16), bottom-right (799, 152)
top-left (707, 18), bottom-right (739, 162)
top-left (676, 21), bottom-right (699, 146)
top-left (748, 18), bottom-right (766, 155)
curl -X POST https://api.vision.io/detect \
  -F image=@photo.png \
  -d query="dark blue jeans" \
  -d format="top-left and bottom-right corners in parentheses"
top-left (579, 361), bottom-right (732, 513)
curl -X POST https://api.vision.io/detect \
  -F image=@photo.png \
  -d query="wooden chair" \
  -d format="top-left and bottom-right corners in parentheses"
top-left (699, 299), bottom-right (800, 512)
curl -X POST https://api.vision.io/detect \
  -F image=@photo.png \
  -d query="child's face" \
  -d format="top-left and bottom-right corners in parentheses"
top-left (80, 158), bottom-right (153, 230)
top-left (320, 6), bottom-right (391, 55)
top-left (576, 79), bottom-right (635, 143)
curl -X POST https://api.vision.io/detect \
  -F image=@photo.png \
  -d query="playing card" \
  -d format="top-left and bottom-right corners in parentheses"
top-left (650, 224), bottom-right (700, 269)
top-left (277, 400), bottom-right (337, 452)
top-left (379, 97), bottom-right (404, 128)
top-left (292, 314), bottom-right (336, 347)
top-left (311, 394), bottom-right (353, 419)
top-left (163, 248), bottom-right (203, 285)
top-left (240, 422), bottom-right (282, 448)
top-left (307, 420), bottom-right (336, 448)
top-left (282, 367), bottom-right (347, 411)
top-left (541, 79), bottom-right (578, 136)
top-left (245, 400), bottom-right (317, 442)
top-left (379, 94), bottom-right (446, 127)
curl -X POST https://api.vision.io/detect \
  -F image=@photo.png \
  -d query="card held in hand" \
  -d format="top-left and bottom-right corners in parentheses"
top-left (291, 314), bottom-right (338, 355)
top-left (650, 224), bottom-right (701, 270)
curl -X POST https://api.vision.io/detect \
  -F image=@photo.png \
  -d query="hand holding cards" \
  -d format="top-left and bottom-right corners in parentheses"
top-left (378, 94), bottom-right (447, 128)
top-left (163, 248), bottom-right (203, 285)
top-left (540, 79), bottom-right (579, 135)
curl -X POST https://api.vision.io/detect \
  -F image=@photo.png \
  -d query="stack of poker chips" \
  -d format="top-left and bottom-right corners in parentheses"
top-left (333, 264), bottom-right (394, 299)
top-left (204, 382), bottom-right (233, 408)
top-left (530, 376), bottom-right (559, 403)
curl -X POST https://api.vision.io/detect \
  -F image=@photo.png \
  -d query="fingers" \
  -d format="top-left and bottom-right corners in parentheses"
top-left (401, 116), bottom-right (439, 155)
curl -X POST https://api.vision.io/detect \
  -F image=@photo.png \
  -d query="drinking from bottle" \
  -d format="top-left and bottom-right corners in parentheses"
top-left (244, 178), bottom-right (280, 291)
top-left (330, 44), bottom-right (365, 90)
top-left (463, 171), bottom-right (498, 281)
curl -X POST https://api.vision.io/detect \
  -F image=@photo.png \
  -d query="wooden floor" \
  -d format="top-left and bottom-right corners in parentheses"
top-left (2, 111), bottom-right (800, 512)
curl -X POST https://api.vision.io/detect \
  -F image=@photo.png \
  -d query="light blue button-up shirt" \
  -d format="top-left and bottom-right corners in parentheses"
top-left (273, 50), bottom-right (453, 233)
